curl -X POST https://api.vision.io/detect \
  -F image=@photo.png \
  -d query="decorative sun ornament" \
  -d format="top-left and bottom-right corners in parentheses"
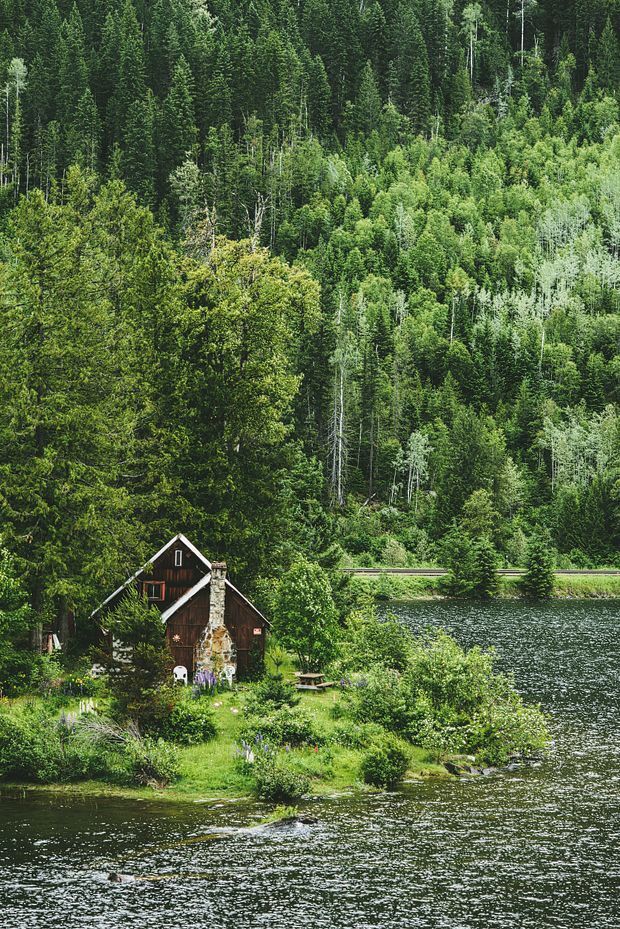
top-left (172, 634), bottom-right (182, 643)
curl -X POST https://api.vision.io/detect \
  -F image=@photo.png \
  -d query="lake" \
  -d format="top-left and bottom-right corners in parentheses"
top-left (1, 600), bottom-right (619, 928)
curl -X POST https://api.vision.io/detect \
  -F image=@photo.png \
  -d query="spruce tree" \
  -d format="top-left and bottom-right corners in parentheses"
top-left (306, 54), bottom-right (332, 137)
top-left (158, 56), bottom-right (197, 193)
top-left (351, 61), bottom-right (382, 135)
top-left (521, 535), bottom-right (555, 599)
top-left (596, 18), bottom-right (620, 94)
top-left (471, 538), bottom-right (499, 599)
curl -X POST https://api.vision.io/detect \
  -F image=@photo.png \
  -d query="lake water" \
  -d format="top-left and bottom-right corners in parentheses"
top-left (1, 600), bottom-right (619, 929)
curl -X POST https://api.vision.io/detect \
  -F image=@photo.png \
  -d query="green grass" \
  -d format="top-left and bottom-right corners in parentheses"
top-left (503, 573), bottom-right (620, 599)
top-left (353, 572), bottom-right (620, 602)
top-left (351, 574), bottom-right (443, 602)
top-left (0, 686), bottom-right (448, 805)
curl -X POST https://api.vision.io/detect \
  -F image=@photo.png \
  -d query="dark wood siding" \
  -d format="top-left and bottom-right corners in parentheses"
top-left (166, 584), bottom-right (266, 679)
top-left (224, 586), bottom-right (266, 677)
top-left (141, 540), bottom-right (207, 610)
top-left (102, 539), bottom-right (207, 616)
top-left (166, 588), bottom-right (211, 673)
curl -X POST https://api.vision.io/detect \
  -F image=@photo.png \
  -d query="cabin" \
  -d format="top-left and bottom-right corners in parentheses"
top-left (91, 534), bottom-right (268, 680)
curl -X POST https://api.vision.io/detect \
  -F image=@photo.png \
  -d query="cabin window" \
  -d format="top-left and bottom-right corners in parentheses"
top-left (144, 581), bottom-right (165, 601)
top-left (174, 549), bottom-right (183, 567)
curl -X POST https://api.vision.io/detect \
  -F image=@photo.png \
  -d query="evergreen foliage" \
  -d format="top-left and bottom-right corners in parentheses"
top-left (521, 536), bottom-right (556, 599)
top-left (0, 0), bottom-right (616, 643)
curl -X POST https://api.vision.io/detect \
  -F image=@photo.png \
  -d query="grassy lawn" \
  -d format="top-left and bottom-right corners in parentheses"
top-left (140, 687), bottom-right (448, 802)
top-left (0, 686), bottom-right (448, 805)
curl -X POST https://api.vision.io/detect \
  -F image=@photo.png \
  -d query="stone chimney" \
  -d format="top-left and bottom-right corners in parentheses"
top-left (209, 562), bottom-right (227, 629)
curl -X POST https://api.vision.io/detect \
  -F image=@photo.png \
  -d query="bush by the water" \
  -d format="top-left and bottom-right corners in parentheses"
top-left (122, 735), bottom-right (179, 787)
top-left (0, 708), bottom-right (107, 783)
top-left (242, 704), bottom-right (319, 748)
top-left (0, 709), bottom-right (179, 788)
top-left (337, 611), bottom-right (413, 673)
top-left (341, 619), bottom-right (549, 765)
top-left (360, 734), bottom-right (410, 787)
top-left (253, 753), bottom-right (310, 802)
top-left (163, 699), bottom-right (216, 745)
top-left (329, 719), bottom-right (385, 750)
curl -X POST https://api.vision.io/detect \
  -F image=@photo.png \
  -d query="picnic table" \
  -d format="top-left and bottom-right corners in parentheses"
top-left (294, 671), bottom-right (335, 691)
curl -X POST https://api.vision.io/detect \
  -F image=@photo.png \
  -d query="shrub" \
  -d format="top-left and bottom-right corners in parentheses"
top-left (0, 711), bottom-right (60, 781)
top-left (123, 736), bottom-right (179, 787)
top-left (339, 610), bottom-right (413, 673)
top-left (244, 674), bottom-right (300, 714)
top-left (381, 537), bottom-right (409, 567)
top-left (75, 715), bottom-right (179, 787)
top-left (329, 720), bottom-right (384, 749)
top-left (343, 629), bottom-right (551, 764)
top-left (0, 709), bottom-right (105, 783)
top-left (253, 753), bottom-right (310, 802)
top-left (242, 705), bottom-right (319, 747)
top-left (0, 648), bottom-right (44, 697)
top-left (61, 671), bottom-right (101, 697)
top-left (360, 735), bottom-right (409, 787)
top-left (348, 667), bottom-right (411, 732)
top-left (163, 699), bottom-right (217, 745)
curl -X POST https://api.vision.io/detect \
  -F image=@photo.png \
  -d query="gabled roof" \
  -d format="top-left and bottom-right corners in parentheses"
top-left (90, 533), bottom-right (211, 617)
top-left (160, 571), bottom-right (269, 626)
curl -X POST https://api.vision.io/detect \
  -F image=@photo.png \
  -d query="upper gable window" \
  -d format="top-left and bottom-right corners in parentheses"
top-left (174, 549), bottom-right (183, 567)
top-left (144, 581), bottom-right (165, 601)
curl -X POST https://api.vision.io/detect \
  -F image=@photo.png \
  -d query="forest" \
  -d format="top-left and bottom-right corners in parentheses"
top-left (0, 0), bottom-right (618, 644)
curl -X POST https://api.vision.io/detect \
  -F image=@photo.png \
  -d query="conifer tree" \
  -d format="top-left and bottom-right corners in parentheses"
top-left (521, 535), bottom-right (555, 599)
top-left (158, 56), bottom-right (197, 193)
top-left (596, 18), bottom-right (620, 94)
top-left (350, 62), bottom-right (382, 135)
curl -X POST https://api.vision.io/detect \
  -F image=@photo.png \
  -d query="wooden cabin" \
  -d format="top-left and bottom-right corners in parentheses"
top-left (91, 534), bottom-right (267, 679)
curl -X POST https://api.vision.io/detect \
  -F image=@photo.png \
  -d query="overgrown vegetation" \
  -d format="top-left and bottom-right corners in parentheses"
top-left (0, 2), bottom-right (615, 652)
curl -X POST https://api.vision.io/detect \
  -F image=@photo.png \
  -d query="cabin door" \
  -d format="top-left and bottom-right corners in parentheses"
top-left (171, 644), bottom-right (195, 676)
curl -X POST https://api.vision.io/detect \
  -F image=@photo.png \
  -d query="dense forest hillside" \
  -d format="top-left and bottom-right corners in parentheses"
top-left (0, 0), bottom-right (618, 632)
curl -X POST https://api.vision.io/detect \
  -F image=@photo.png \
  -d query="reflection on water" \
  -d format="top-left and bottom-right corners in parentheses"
top-left (1, 600), bottom-right (619, 929)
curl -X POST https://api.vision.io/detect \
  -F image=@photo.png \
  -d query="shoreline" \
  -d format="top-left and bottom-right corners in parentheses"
top-left (351, 573), bottom-right (620, 602)
top-left (0, 689), bottom-right (450, 807)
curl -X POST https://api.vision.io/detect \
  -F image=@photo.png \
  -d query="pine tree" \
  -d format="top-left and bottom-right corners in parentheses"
top-left (596, 18), bottom-right (620, 94)
top-left (521, 535), bottom-right (555, 599)
top-left (471, 537), bottom-right (499, 599)
top-left (392, 10), bottom-right (431, 133)
top-left (106, 0), bottom-right (146, 147)
top-left (306, 54), bottom-right (332, 137)
top-left (350, 61), bottom-right (382, 135)
top-left (122, 92), bottom-right (156, 206)
top-left (0, 175), bottom-right (137, 644)
top-left (65, 88), bottom-right (101, 171)
top-left (158, 56), bottom-right (197, 193)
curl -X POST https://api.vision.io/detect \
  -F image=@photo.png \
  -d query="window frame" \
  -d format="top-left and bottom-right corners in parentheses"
top-left (174, 549), bottom-right (183, 567)
top-left (144, 581), bottom-right (166, 601)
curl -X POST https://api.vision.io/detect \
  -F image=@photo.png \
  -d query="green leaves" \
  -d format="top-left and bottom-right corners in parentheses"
top-left (273, 558), bottom-right (339, 672)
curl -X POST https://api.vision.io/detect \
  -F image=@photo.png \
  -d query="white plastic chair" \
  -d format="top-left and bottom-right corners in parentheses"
top-left (173, 665), bottom-right (188, 686)
top-left (221, 665), bottom-right (235, 688)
